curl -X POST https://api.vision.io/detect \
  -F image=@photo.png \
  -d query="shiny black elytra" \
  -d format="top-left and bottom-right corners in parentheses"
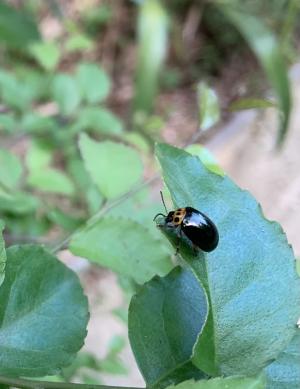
top-left (154, 192), bottom-right (219, 253)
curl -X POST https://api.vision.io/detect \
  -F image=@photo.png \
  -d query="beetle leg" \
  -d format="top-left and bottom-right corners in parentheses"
top-left (175, 227), bottom-right (183, 255)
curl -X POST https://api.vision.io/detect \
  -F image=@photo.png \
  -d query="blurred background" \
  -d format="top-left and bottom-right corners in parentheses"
top-left (0, 0), bottom-right (300, 386)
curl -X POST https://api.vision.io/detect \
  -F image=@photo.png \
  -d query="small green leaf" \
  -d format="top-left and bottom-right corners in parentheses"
top-left (0, 222), bottom-right (6, 287)
top-left (21, 113), bottom-right (58, 134)
top-left (165, 374), bottom-right (265, 389)
top-left (75, 107), bottom-right (123, 135)
top-left (0, 71), bottom-right (34, 111)
top-left (134, 0), bottom-right (168, 114)
top-left (107, 335), bottom-right (126, 356)
top-left (186, 145), bottom-right (224, 177)
top-left (65, 34), bottom-right (94, 53)
top-left (28, 168), bottom-right (75, 196)
top-left (129, 267), bottom-right (208, 387)
top-left (123, 132), bottom-right (150, 153)
top-left (70, 217), bottom-right (172, 284)
top-left (264, 329), bottom-right (300, 389)
top-left (47, 208), bottom-right (83, 232)
top-left (52, 74), bottom-right (81, 115)
top-left (0, 192), bottom-right (38, 215)
top-left (0, 245), bottom-right (89, 377)
top-left (25, 140), bottom-right (52, 172)
top-left (76, 63), bottom-right (111, 103)
top-left (155, 143), bottom-right (300, 377)
top-left (5, 214), bottom-right (50, 238)
top-left (197, 82), bottom-right (220, 131)
top-left (0, 149), bottom-right (22, 189)
top-left (100, 357), bottom-right (128, 375)
top-left (29, 41), bottom-right (60, 71)
top-left (79, 134), bottom-right (143, 199)
top-left (229, 98), bottom-right (277, 112)
top-left (0, 113), bottom-right (17, 133)
top-left (220, 6), bottom-right (291, 145)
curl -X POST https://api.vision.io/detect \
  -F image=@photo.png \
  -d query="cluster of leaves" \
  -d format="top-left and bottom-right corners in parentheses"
top-left (134, 0), bottom-right (300, 143)
top-left (0, 61), bottom-right (133, 240)
top-left (0, 2), bottom-right (299, 388)
top-left (0, 144), bottom-right (298, 389)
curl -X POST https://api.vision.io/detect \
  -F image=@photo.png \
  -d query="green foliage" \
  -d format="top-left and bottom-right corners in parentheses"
top-left (0, 59), bottom-right (121, 239)
top-left (0, 70), bottom-right (35, 112)
top-left (229, 98), bottom-right (277, 111)
top-left (134, 0), bottom-right (168, 116)
top-left (65, 33), bottom-right (94, 53)
top-left (0, 2), bottom-right (40, 48)
top-left (0, 2), bottom-right (298, 387)
top-left (0, 245), bottom-right (88, 377)
top-left (79, 133), bottom-right (143, 199)
top-left (0, 191), bottom-right (39, 215)
top-left (75, 107), bottom-right (123, 135)
top-left (165, 375), bottom-right (265, 389)
top-left (70, 217), bottom-right (172, 284)
top-left (197, 82), bottom-right (220, 131)
top-left (25, 140), bottom-right (52, 172)
top-left (185, 145), bottom-right (224, 177)
top-left (76, 63), bottom-right (111, 104)
top-left (29, 41), bottom-right (61, 71)
top-left (154, 143), bottom-right (300, 377)
top-left (0, 149), bottom-right (22, 190)
top-left (59, 335), bottom-right (128, 383)
top-left (264, 329), bottom-right (300, 389)
top-left (27, 168), bottom-right (75, 196)
top-left (52, 74), bottom-right (81, 115)
top-left (129, 267), bottom-right (208, 387)
top-left (219, 4), bottom-right (291, 145)
top-left (0, 223), bottom-right (6, 287)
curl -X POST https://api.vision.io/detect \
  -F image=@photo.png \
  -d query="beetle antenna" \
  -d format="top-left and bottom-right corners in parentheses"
top-left (160, 190), bottom-right (168, 214)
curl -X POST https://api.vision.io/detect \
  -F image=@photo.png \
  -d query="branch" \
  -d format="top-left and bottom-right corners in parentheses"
top-left (0, 375), bottom-right (144, 389)
top-left (51, 175), bottom-right (159, 254)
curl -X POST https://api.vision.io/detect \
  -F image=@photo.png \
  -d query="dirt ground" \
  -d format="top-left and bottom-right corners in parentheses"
top-left (69, 63), bottom-right (300, 387)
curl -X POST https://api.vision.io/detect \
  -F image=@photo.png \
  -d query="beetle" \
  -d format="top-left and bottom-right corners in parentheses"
top-left (153, 191), bottom-right (219, 253)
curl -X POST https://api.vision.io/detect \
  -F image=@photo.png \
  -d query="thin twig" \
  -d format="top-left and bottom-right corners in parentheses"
top-left (51, 175), bottom-right (159, 254)
top-left (0, 375), bottom-right (144, 389)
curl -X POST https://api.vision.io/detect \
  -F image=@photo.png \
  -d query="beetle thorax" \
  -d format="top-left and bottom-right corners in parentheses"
top-left (171, 208), bottom-right (186, 225)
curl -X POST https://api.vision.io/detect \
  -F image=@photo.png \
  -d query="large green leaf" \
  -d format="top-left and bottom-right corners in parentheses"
top-left (264, 329), bottom-right (300, 389)
top-left (0, 245), bottom-right (88, 376)
top-left (134, 0), bottom-right (168, 114)
top-left (165, 374), bottom-right (265, 389)
top-left (219, 5), bottom-right (291, 145)
top-left (76, 63), bottom-right (111, 104)
top-left (79, 134), bottom-right (143, 199)
top-left (0, 2), bottom-right (40, 48)
top-left (70, 217), bottom-right (172, 284)
top-left (0, 149), bottom-right (22, 189)
top-left (155, 143), bottom-right (300, 377)
top-left (0, 222), bottom-right (6, 287)
top-left (129, 267), bottom-right (208, 387)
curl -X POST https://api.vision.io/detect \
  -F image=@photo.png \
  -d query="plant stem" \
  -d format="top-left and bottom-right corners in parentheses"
top-left (51, 123), bottom-right (214, 254)
top-left (51, 175), bottom-right (159, 254)
top-left (0, 375), bottom-right (144, 389)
